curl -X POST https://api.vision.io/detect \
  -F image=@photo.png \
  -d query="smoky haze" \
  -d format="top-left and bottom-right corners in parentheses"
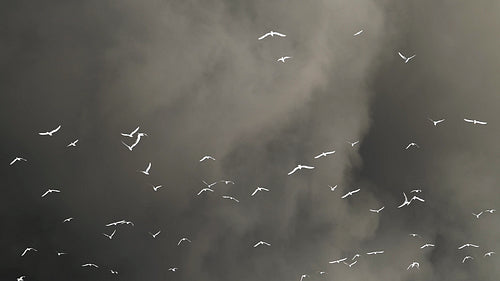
top-left (1, 0), bottom-right (499, 281)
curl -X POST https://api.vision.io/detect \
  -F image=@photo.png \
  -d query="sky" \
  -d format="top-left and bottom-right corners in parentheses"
top-left (1, 0), bottom-right (499, 280)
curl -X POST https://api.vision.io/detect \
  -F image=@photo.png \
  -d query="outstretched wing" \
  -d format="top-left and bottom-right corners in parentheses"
top-left (398, 52), bottom-right (406, 60)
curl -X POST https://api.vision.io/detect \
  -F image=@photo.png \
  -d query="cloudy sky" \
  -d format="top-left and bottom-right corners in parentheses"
top-left (2, 0), bottom-right (499, 280)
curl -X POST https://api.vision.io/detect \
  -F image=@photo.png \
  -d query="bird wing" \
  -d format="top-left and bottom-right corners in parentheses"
top-left (38, 132), bottom-right (49, 135)
top-left (352, 188), bottom-right (360, 194)
top-left (398, 52), bottom-right (406, 60)
top-left (314, 153), bottom-right (323, 159)
top-left (412, 196), bottom-right (425, 202)
top-left (258, 32), bottom-right (270, 40)
top-left (251, 189), bottom-right (258, 196)
top-left (9, 159), bottom-right (17, 165)
top-left (326, 150), bottom-right (335, 155)
top-left (464, 118), bottom-right (473, 123)
top-left (130, 126), bottom-right (140, 135)
top-left (408, 55), bottom-right (416, 60)
top-left (274, 32), bottom-right (286, 37)
top-left (288, 166), bottom-right (299, 175)
top-left (341, 192), bottom-right (350, 199)
top-left (302, 165), bottom-right (314, 169)
top-left (476, 120), bottom-right (487, 124)
top-left (146, 162), bottom-right (151, 171)
top-left (51, 125), bottom-right (62, 134)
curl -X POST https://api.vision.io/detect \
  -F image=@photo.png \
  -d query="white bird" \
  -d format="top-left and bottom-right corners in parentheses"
top-left (41, 189), bottom-right (60, 198)
top-left (82, 263), bottom-right (99, 268)
top-left (106, 220), bottom-right (134, 227)
top-left (149, 230), bottom-right (161, 238)
top-left (484, 251), bottom-right (495, 257)
top-left (472, 212), bottom-right (484, 219)
top-left (397, 192), bottom-right (424, 208)
top-left (410, 189), bottom-right (422, 193)
top-left (314, 150), bottom-right (335, 159)
top-left (369, 206), bottom-right (385, 213)
top-left (328, 185), bottom-right (338, 191)
top-left (122, 132), bottom-right (147, 151)
top-left (103, 229), bottom-right (117, 240)
top-left (199, 155), bottom-right (215, 162)
top-left (38, 125), bottom-right (61, 136)
top-left (428, 118), bottom-right (445, 126)
top-left (319, 271), bottom-right (327, 275)
top-left (351, 254), bottom-right (360, 260)
top-left (139, 162), bottom-right (152, 175)
top-left (17, 276), bottom-right (26, 281)
top-left (21, 248), bottom-right (37, 256)
top-left (343, 260), bottom-right (358, 267)
top-left (121, 126), bottom-right (140, 138)
top-left (288, 164), bottom-right (315, 175)
top-left (347, 140), bottom-right (359, 147)
top-left (222, 195), bottom-right (239, 203)
top-left (110, 270), bottom-right (118, 274)
top-left (407, 262), bottom-right (419, 270)
top-left (366, 250), bottom-right (384, 255)
top-left (168, 267), bottom-right (178, 272)
top-left (464, 118), bottom-right (487, 125)
top-left (57, 252), bottom-right (67, 256)
top-left (121, 141), bottom-right (136, 151)
top-left (67, 139), bottom-right (79, 147)
top-left (277, 56), bottom-right (292, 63)
top-left (202, 180), bottom-right (218, 188)
top-left (462, 256), bottom-right (474, 263)
top-left (62, 217), bottom-right (74, 223)
top-left (420, 243), bottom-right (435, 249)
top-left (219, 180), bottom-right (235, 185)
top-left (398, 52), bottom-right (416, 63)
top-left (299, 274), bottom-right (309, 281)
top-left (329, 257), bottom-right (347, 264)
top-left (10, 157), bottom-right (27, 166)
top-left (151, 184), bottom-right (163, 191)
top-left (409, 233), bottom-right (421, 238)
top-left (197, 188), bottom-right (214, 195)
top-left (353, 30), bottom-right (364, 36)
top-left (484, 209), bottom-right (496, 213)
top-left (458, 243), bottom-right (479, 249)
top-left (341, 188), bottom-right (360, 199)
top-left (253, 241), bottom-right (271, 247)
top-left (258, 31), bottom-right (286, 40)
top-left (178, 237), bottom-right (191, 246)
top-left (251, 187), bottom-right (269, 196)
top-left (405, 142), bottom-right (420, 149)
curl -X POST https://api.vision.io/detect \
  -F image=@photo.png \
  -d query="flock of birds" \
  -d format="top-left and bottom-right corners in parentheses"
top-left (10, 28), bottom-right (495, 281)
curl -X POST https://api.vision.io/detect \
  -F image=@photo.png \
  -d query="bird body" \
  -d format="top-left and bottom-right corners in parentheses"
top-left (67, 139), bottom-right (79, 147)
top-left (407, 262), bottom-right (419, 270)
top-left (420, 243), bottom-right (435, 249)
top-left (328, 185), bottom-right (338, 191)
top-left (149, 230), bottom-right (161, 238)
top-left (428, 118), bottom-right (445, 126)
top-left (398, 192), bottom-right (425, 208)
top-left (347, 140), bottom-right (359, 147)
top-left (10, 157), bottom-right (27, 166)
top-left (62, 217), bottom-right (74, 223)
top-left (178, 238), bottom-right (191, 246)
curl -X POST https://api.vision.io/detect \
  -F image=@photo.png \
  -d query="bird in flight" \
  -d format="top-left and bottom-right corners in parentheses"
top-left (67, 139), bottom-right (79, 147)
top-left (139, 162), bottom-right (152, 175)
top-left (353, 30), bottom-right (364, 36)
top-left (420, 243), bottom-right (435, 249)
top-left (258, 31), bottom-right (286, 40)
top-left (407, 262), bottom-right (419, 270)
top-left (82, 263), bottom-right (99, 268)
top-left (464, 118), bottom-right (487, 125)
top-left (178, 237), bottom-right (191, 246)
top-left (410, 189), bottom-right (422, 193)
top-left (328, 185), bottom-right (338, 192)
top-left (369, 206), bottom-right (385, 213)
top-left (41, 189), bottom-right (61, 198)
top-left (251, 186), bottom-right (269, 196)
top-left (484, 251), bottom-right (495, 257)
top-left (347, 140), bottom-right (359, 147)
top-left (484, 209), bottom-right (496, 213)
top-left (458, 243), bottom-right (479, 249)
top-left (199, 155), bottom-right (215, 162)
top-left (319, 271), bottom-right (328, 275)
top-left (151, 184), bottom-right (163, 191)
top-left (21, 247), bottom-right (37, 256)
top-left (39, 125), bottom-right (61, 136)
top-left (110, 270), bottom-right (118, 274)
top-left (103, 229), bottom-right (117, 240)
top-left (121, 126), bottom-right (140, 138)
top-left (343, 260), bottom-right (358, 267)
top-left (122, 132), bottom-right (147, 151)
top-left (106, 220), bottom-right (134, 227)
top-left (299, 274), bottom-right (309, 281)
top-left (219, 180), bottom-right (235, 185)
top-left (462, 256), bottom-right (474, 263)
top-left (341, 188), bottom-right (360, 199)
top-left (222, 195), bottom-right (239, 203)
top-left (149, 230), bottom-right (161, 238)
top-left (366, 250), bottom-right (384, 255)
top-left (409, 233), bottom-right (421, 238)
top-left (329, 257), bottom-right (347, 264)
top-left (398, 52), bottom-right (416, 63)
top-left (397, 192), bottom-right (424, 208)
top-left (288, 164), bottom-right (315, 175)
top-left (428, 118), bottom-right (445, 126)
top-left (472, 211), bottom-right (484, 219)
top-left (253, 241), bottom-right (271, 247)
top-left (351, 253), bottom-right (360, 260)
top-left (405, 142), bottom-right (420, 149)
top-left (277, 56), bottom-right (292, 63)
top-left (10, 157), bottom-right (27, 166)
top-left (202, 180), bottom-right (218, 188)
top-left (57, 251), bottom-right (67, 256)
top-left (62, 217), bottom-right (74, 223)
top-left (17, 276), bottom-right (26, 281)
top-left (168, 267), bottom-right (178, 272)
top-left (197, 188), bottom-right (214, 195)
top-left (314, 150), bottom-right (335, 159)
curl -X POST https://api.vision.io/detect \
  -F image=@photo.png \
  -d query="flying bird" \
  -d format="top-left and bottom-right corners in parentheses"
top-left (41, 189), bottom-right (60, 198)
top-left (420, 243), bottom-right (435, 249)
top-left (82, 263), bottom-right (99, 268)
top-left (410, 189), bottom-right (422, 193)
top-left (251, 186), bottom-right (269, 196)
top-left (329, 257), bottom-right (347, 264)
top-left (67, 139), bottom-right (79, 147)
top-left (121, 126), bottom-right (140, 138)
top-left (106, 220), bottom-right (134, 227)
top-left (38, 125), bottom-right (61, 136)
top-left (17, 276), bottom-right (26, 281)
top-left (464, 118), bottom-right (487, 125)
top-left (219, 180), bottom-right (235, 185)
top-left (222, 195), bottom-right (239, 203)
top-left (277, 56), bottom-right (292, 63)
top-left (151, 184), bottom-right (163, 191)
top-left (178, 237), bottom-right (191, 246)
top-left (405, 142), bottom-right (420, 149)
top-left (314, 150), bottom-right (335, 159)
top-left (369, 206), bottom-right (385, 213)
top-left (202, 180), bottom-right (218, 188)
top-left (462, 256), bottom-right (474, 263)
top-left (149, 230), bottom-right (161, 238)
top-left (199, 155), bottom-right (215, 162)
top-left (10, 157), bottom-right (27, 166)
top-left (168, 267), bottom-right (178, 272)
top-left (398, 52), bottom-right (416, 63)
top-left (407, 262), bottom-right (419, 270)
top-left (139, 162), bottom-right (152, 175)
top-left (197, 188), bottom-right (214, 195)
top-left (472, 211), bottom-right (484, 219)
top-left (253, 241), bottom-right (271, 247)
top-left (484, 251), bottom-right (495, 257)
top-left (21, 248), bottom-right (37, 256)
top-left (319, 271), bottom-right (327, 275)
top-left (341, 188), bottom-right (360, 199)
top-left (288, 164), bottom-right (315, 175)
top-left (347, 140), bottom-right (359, 147)
top-left (409, 233), bottom-right (421, 238)
top-left (57, 252), bottom-right (67, 256)
top-left (353, 30), bottom-right (364, 36)
top-left (62, 217), bottom-right (74, 223)
top-left (397, 192), bottom-right (424, 208)
top-left (328, 185), bottom-right (338, 191)
top-left (343, 260), bottom-right (358, 267)
top-left (458, 243), bottom-right (479, 249)
top-left (258, 31), bottom-right (286, 40)
top-left (110, 270), bottom-right (118, 274)
top-left (351, 254), bottom-right (360, 260)
top-left (366, 250), bottom-right (384, 255)
top-left (428, 118), bottom-right (445, 126)
top-left (484, 209), bottom-right (496, 213)
top-left (299, 274), bottom-right (309, 281)
top-left (122, 132), bottom-right (147, 151)
top-left (102, 229), bottom-right (117, 240)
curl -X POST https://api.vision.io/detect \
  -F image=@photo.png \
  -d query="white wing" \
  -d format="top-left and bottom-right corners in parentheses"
top-left (314, 153), bottom-right (323, 159)
top-left (145, 162), bottom-right (152, 172)
top-left (258, 32), bottom-right (271, 40)
top-left (301, 165), bottom-right (314, 169)
top-left (464, 118), bottom-right (474, 123)
top-left (288, 166), bottom-right (300, 175)
top-left (398, 52), bottom-right (406, 60)
top-left (274, 32), bottom-right (286, 37)
top-left (476, 120), bottom-right (487, 125)
top-left (251, 189), bottom-right (259, 196)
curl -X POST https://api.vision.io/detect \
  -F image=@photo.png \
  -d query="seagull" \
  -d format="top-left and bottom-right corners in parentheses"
top-left (122, 132), bottom-right (147, 151)
top-left (197, 188), bottom-right (214, 195)
top-left (219, 180), bottom-right (235, 185)
top-left (398, 52), bottom-right (416, 63)
top-left (328, 185), bottom-right (338, 191)
top-left (202, 180), bottom-right (218, 188)
top-left (462, 256), bottom-right (474, 263)
top-left (484, 251), bottom-right (495, 257)
top-left (409, 233), bottom-right (421, 238)
top-left (353, 30), bottom-right (364, 36)
top-left (397, 192), bottom-right (424, 208)
top-left (369, 206), bottom-right (385, 213)
top-left (121, 141), bottom-right (136, 151)
top-left (407, 262), bottom-right (419, 270)
top-left (151, 184), bottom-right (163, 191)
top-left (366, 250), bottom-right (384, 255)
top-left (41, 189), bottom-right (60, 198)
top-left (106, 220), bottom-right (134, 227)
top-left (329, 257), bottom-right (347, 264)
top-left (288, 164), bottom-right (315, 175)
top-left (420, 243), bottom-right (435, 249)
top-left (67, 139), bottom-right (79, 147)
top-left (139, 162), bottom-right (152, 175)
top-left (82, 263), bottom-right (99, 268)
top-left (299, 274), bottom-right (309, 281)
top-left (253, 241), bottom-right (271, 247)
top-left (21, 248), bottom-right (37, 256)
top-left (251, 186), bottom-right (269, 196)
top-left (62, 217), bottom-right (74, 223)
top-left (458, 243), bottom-right (479, 249)
top-left (121, 126), bottom-right (140, 138)
top-left (258, 31), bottom-right (286, 40)
top-left (464, 118), bottom-right (487, 125)
top-left (351, 254), bottom-right (360, 260)
top-left (277, 56), bottom-right (292, 63)
top-left (410, 189), bottom-right (422, 193)
top-left (341, 188), bottom-right (360, 199)
top-left (103, 229), bottom-right (117, 240)
top-left (319, 271), bottom-right (328, 275)
top-left (168, 267), bottom-right (178, 272)
top-left (10, 157), bottom-right (27, 166)
top-left (472, 212), bottom-right (484, 219)
top-left (57, 252), bottom-right (67, 256)
top-left (110, 270), bottom-right (118, 274)
top-left (343, 260), bottom-right (358, 267)
top-left (347, 140), bottom-right (359, 147)
top-left (178, 237), bottom-right (191, 246)
top-left (428, 118), bottom-right (445, 126)
top-left (314, 150), bottom-right (335, 159)
top-left (149, 230), bottom-right (161, 238)
top-left (405, 142), bottom-right (420, 149)
top-left (222, 195), bottom-right (239, 203)
top-left (17, 276), bottom-right (26, 281)
top-left (484, 209), bottom-right (496, 213)
top-left (199, 155), bottom-right (215, 162)
top-left (38, 125), bottom-right (61, 136)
